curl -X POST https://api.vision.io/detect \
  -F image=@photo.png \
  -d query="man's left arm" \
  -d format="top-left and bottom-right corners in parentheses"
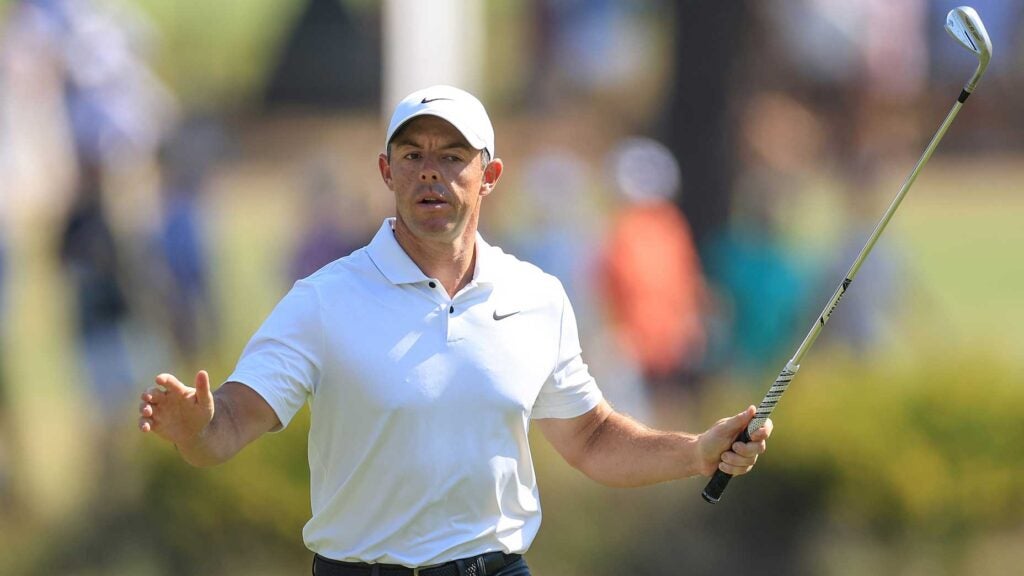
top-left (534, 400), bottom-right (771, 488)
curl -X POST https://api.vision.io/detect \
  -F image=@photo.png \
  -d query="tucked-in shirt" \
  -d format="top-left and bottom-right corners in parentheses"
top-left (228, 218), bottom-right (603, 566)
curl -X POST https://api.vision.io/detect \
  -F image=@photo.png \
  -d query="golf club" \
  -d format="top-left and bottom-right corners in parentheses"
top-left (702, 5), bottom-right (992, 504)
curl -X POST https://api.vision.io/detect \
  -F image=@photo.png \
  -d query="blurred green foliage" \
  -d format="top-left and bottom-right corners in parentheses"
top-left (137, 408), bottom-right (314, 573)
top-left (524, 349), bottom-right (1024, 575)
top-left (12, 409), bottom-right (315, 576)
top-left (133, 0), bottom-right (305, 107)
top-left (13, 351), bottom-right (1020, 575)
top-left (770, 351), bottom-right (1024, 538)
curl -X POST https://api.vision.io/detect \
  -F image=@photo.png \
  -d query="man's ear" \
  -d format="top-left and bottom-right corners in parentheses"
top-left (378, 153), bottom-right (393, 189)
top-left (480, 158), bottom-right (503, 197)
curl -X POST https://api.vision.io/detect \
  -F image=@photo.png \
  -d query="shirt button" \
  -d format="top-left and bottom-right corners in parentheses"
top-left (429, 282), bottom-right (436, 288)
top-left (449, 306), bottom-right (454, 314)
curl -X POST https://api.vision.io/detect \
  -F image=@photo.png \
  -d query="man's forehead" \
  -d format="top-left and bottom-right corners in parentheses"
top-left (391, 116), bottom-right (475, 149)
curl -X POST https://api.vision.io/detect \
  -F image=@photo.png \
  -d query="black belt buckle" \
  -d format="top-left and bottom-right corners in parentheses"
top-left (476, 552), bottom-right (516, 576)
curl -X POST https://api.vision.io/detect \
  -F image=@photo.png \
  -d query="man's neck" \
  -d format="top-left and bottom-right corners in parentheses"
top-left (393, 222), bottom-right (477, 298)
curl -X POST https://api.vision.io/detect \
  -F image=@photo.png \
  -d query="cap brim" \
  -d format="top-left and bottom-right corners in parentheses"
top-left (388, 110), bottom-right (490, 156)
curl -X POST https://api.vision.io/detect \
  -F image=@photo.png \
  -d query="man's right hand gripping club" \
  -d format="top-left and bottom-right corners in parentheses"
top-left (696, 406), bottom-right (772, 478)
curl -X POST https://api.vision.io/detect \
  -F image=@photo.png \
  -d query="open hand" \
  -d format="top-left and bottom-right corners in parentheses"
top-left (139, 371), bottom-right (215, 448)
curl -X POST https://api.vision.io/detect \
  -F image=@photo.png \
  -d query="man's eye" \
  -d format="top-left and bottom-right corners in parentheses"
top-left (404, 152), bottom-right (421, 160)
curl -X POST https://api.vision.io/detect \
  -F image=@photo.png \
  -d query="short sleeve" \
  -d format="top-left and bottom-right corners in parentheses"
top-left (531, 289), bottom-right (604, 419)
top-left (227, 280), bottom-right (323, 430)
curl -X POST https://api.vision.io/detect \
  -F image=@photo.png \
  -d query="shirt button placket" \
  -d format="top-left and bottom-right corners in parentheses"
top-left (446, 303), bottom-right (456, 342)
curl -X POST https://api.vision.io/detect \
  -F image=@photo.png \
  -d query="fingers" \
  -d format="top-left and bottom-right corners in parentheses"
top-left (139, 380), bottom-right (173, 433)
top-left (155, 373), bottom-right (188, 394)
top-left (732, 437), bottom-right (767, 457)
top-left (718, 442), bottom-right (763, 475)
top-left (749, 417), bottom-right (774, 441)
top-left (194, 370), bottom-right (214, 411)
top-left (718, 459), bottom-right (754, 476)
top-left (139, 369), bottom-right (214, 436)
top-left (141, 386), bottom-right (166, 404)
top-left (139, 397), bottom-right (157, 432)
top-left (721, 405), bottom-right (756, 437)
top-left (716, 411), bottom-right (770, 476)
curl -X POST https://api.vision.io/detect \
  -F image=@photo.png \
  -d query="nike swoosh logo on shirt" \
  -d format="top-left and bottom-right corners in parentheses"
top-left (493, 310), bottom-right (520, 321)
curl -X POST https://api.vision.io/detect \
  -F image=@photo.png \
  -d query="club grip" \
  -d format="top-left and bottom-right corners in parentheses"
top-left (701, 428), bottom-right (752, 504)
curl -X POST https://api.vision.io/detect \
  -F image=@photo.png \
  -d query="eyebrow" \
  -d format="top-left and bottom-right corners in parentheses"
top-left (391, 136), bottom-right (474, 152)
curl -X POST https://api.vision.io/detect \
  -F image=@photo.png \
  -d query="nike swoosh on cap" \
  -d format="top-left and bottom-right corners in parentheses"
top-left (421, 97), bottom-right (453, 104)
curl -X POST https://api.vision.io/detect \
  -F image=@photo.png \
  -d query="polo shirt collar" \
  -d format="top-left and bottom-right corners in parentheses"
top-left (367, 218), bottom-right (499, 286)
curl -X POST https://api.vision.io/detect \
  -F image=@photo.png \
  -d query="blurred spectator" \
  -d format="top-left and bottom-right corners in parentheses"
top-left (0, 239), bottom-right (5, 357)
top-left (703, 177), bottom-right (807, 375)
top-left (529, 0), bottom-right (652, 109)
top-left (598, 137), bottom-right (708, 395)
top-left (32, 0), bottom-right (174, 409)
top-left (1, 0), bottom-right (82, 219)
top-left (510, 148), bottom-right (600, 316)
top-left (7, 0), bottom-right (176, 164)
top-left (509, 148), bottom-right (651, 420)
top-left (819, 163), bottom-right (906, 358)
top-left (0, 233), bottom-right (7, 509)
top-left (756, 0), bottom-right (928, 177)
top-left (149, 118), bottom-right (222, 365)
top-left (0, 0), bottom-right (176, 525)
top-left (762, 0), bottom-right (926, 94)
top-left (0, 132), bottom-right (7, 412)
top-left (59, 156), bottom-right (135, 422)
top-left (288, 162), bottom-right (370, 282)
top-left (702, 91), bottom-right (819, 376)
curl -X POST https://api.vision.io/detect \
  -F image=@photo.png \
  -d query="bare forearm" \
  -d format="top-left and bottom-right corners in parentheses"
top-left (574, 412), bottom-right (704, 487)
top-left (141, 376), bottom-right (279, 466)
top-left (539, 401), bottom-right (769, 488)
top-left (175, 395), bottom-right (249, 467)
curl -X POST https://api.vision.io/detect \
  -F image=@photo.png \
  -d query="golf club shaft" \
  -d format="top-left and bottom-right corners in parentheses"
top-left (701, 91), bottom-right (970, 504)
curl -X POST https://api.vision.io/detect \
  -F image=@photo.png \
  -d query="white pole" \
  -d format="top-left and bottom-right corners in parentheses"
top-left (382, 0), bottom-right (484, 115)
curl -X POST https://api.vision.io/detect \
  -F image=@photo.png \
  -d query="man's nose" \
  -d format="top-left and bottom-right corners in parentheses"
top-left (419, 169), bottom-right (441, 182)
top-left (419, 157), bottom-right (441, 181)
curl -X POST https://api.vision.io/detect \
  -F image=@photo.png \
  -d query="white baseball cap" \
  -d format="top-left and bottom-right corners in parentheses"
top-left (385, 85), bottom-right (495, 159)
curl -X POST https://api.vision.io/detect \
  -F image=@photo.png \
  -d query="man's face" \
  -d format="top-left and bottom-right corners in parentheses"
top-left (378, 116), bottom-right (500, 244)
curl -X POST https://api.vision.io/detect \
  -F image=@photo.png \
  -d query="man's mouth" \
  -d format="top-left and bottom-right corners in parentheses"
top-left (416, 190), bottom-right (449, 206)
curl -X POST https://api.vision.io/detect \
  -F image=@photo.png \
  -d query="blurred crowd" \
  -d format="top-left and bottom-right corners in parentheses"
top-left (0, 0), bottom-right (1022, 572)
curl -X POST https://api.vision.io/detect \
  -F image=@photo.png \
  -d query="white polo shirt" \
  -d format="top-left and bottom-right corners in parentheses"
top-left (228, 218), bottom-right (603, 566)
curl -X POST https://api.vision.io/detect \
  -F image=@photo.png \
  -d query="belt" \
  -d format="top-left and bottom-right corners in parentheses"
top-left (313, 552), bottom-right (520, 576)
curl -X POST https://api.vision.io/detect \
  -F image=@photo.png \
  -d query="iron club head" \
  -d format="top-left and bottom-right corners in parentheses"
top-left (945, 6), bottom-right (992, 93)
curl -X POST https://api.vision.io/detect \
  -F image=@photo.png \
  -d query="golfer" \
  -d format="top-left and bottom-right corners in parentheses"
top-left (138, 85), bottom-right (772, 576)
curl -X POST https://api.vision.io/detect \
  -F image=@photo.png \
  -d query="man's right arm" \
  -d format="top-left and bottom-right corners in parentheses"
top-left (138, 371), bottom-right (281, 467)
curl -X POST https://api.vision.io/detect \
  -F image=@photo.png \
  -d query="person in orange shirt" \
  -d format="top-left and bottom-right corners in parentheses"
top-left (600, 137), bottom-right (707, 391)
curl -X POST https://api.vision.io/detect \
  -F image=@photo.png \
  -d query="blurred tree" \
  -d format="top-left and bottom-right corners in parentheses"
top-left (263, 0), bottom-right (381, 110)
top-left (660, 0), bottom-right (752, 248)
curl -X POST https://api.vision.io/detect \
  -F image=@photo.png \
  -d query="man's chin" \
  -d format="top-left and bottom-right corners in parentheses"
top-left (400, 219), bottom-right (462, 242)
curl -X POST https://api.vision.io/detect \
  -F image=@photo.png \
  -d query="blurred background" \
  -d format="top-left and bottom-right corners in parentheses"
top-left (1, 0), bottom-right (1023, 574)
